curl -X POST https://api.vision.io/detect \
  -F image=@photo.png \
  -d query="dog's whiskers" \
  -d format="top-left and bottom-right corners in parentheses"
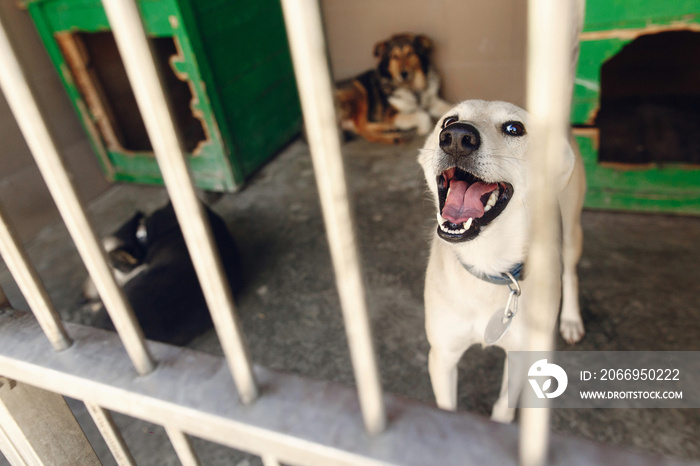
top-left (491, 154), bottom-right (527, 162)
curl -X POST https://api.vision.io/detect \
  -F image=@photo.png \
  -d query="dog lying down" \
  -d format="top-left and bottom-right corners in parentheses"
top-left (335, 33), bottom-right (453, 144)
top-left (419, 100), bottom-right (586, 422)
top-left (82, 202), bottom-right (243, 345)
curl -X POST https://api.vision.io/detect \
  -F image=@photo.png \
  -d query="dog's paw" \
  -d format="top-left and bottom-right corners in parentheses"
top-left (559, 318), bottom-right (585, 344)
top-left (491, 400), bottom-right (515, 424)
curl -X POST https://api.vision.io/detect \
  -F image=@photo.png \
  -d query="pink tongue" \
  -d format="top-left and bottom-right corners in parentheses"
top-left (442, 180), bottom-right (497, 223)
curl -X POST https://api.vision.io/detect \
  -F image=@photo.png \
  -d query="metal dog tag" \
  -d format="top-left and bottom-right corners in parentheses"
top-left (484, 292), bottom-right (518, 345)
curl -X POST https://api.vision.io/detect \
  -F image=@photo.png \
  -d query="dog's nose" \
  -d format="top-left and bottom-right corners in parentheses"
top-left (400, 71), bottom-right (409, 80)
top-left (439, 123), bottom-right (481, 157)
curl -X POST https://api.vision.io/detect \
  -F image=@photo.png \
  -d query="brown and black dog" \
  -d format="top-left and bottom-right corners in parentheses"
top-left (336, 33), bottom-right (452, 144)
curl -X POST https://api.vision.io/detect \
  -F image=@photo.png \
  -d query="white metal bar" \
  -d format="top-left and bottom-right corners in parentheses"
top-left (522, 1), bottom-right (583, 465)
top-left (0, 310), bottom-right (661, 466)
top-left (0, 201), bottom-right (71, 351)
top-left (0, 398), bottom-right (40, 466)
top-left (261, 454), bottom-right (281, 466)
top-left (164, 426), bottom-right (200, 466)
top-left (0, 376), bottom-right (100, 466)
top-left (99, 0), bottom-right (257, 404)
top-left (0, 12), bottom-right (154, 376)
top-left (0, 423), bottom-right (28, 466)
top-left (85, 403), bottom-right (136, 466)
top-left (280, 0), bottom-right (386, 435)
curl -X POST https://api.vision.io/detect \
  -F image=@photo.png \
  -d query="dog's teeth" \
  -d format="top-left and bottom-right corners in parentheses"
top-left (487, 189), bottom-right (499, 207)
top-left (484, 204), bottom-right (492, 212)
top-left (440, 222), bottom-right (462, 234)
top-left (438, 218), bottom-right (473, 235)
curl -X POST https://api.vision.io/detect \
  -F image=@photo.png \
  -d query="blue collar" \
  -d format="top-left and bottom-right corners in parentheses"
top-left (459, 260), bottom-right (525, 285)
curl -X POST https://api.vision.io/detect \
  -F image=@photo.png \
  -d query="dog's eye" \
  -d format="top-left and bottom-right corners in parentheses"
top-left (502, 121), bottom-right (525, 137)
top-left (442, 116), bottom-right (459, 129)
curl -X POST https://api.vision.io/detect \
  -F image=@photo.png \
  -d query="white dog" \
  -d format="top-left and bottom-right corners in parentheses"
top-left (418, 100), bottom-right (586, 422)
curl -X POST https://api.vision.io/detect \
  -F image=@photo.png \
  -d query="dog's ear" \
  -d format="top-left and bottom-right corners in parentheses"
top-left (373, 40), bottom-right (388, 58)
top-left (414, 35), bottom-right (433, 55)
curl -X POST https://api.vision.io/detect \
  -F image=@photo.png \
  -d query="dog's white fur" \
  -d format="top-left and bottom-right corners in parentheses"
top-left (390, 69), bottom-right (454, 136)
top-left (418, 100), bottom-right (586, 422)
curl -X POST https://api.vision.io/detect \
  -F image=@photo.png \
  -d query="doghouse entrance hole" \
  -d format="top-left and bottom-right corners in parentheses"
top-left (596, 30), bottom-right (700, 165)
top-left (58, 31), bottom-right (207, 154)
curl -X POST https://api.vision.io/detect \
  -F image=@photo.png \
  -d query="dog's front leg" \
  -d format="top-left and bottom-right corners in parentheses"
top-left (388, 89), bottom-right (432, 136)
top-left (394, 111), bottom-right (433, 136)
top-left (559, 152), bottom-right (586, 344)
top-left (428, 346), bottom-right (463, 410)
top-left (491, 357), bottom-right (524, 423)
top-left (420, 69), bottom-right (453, 118)
top-left (560, 250), bottom-right (584, 343)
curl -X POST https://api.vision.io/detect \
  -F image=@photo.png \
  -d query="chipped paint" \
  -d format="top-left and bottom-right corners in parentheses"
top-left (580, 21), bottom-right (700, 41)
top-left (168, 35), bottom-right (212, 157)
top-left (75, 99), bottom-right (116, 178)
top-left (56, 32), bottom-right (126, 154)
top-left (574, 77), bottom-right (600, 92)
top-left (56, 31), bottom-right (211, 158)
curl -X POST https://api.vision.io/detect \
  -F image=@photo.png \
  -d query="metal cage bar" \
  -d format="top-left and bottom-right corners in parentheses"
top-left (85, 403), bottom-right (137, 466)
top-left (165, 426), bottom-right (201, 466)
top-left (99, 0), bottom-right (258, 405)
top-left (0, 423), bottom-right (25, 466)
top-left (0, 10), bottom-right (154, 376)
top-left (280, 0), bottom-right (386, 435)
top-left (0, 310), bottom-right (660, 466)
top-left (0, 376), bottom-right (100, 465)
top-left (0, 0), bottom-right (644, 465)
top-left (521, 1), bottom-right (584, 465)
top-left (0, 388), bottom-right (42, 466)
top-left (261, 454), bottom-right (282, 466)
top-left (0, 200), bottom-right (71, 351)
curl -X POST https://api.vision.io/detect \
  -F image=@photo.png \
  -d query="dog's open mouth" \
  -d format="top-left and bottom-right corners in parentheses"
top-left (436, 167), bottom-right (513, 242)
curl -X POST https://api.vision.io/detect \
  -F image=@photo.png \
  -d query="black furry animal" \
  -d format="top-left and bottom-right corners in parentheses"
top-left (84, 202), bottom-right (243, 345)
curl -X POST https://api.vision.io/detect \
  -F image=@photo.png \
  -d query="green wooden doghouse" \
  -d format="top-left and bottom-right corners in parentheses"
top-left (572, 1), bottom-right (700, 214)
top-left (23, 0), bottom-right (302, 192)
top-left (24, 1), bottom-right (700, 211)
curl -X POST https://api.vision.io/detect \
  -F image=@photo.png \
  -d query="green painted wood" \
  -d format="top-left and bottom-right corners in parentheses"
top-left (577, 135), bottom-right (700, 214)
top-left (572, 38), bottom-right (628, 125)
top-left (23, 0), bottom-right (301, 191)
top-left (573, 4), bottom-right (700, 124)
top-left (24, 3), bottom-right (115, 181)
top-left (27, 0), bottom-right (174, 36)
top-left (583, 0), bottom-right (700, 31)
top-left (182, 0), bottom-right (302, 180)
top-left (571, 0), bottom-right (700, 214)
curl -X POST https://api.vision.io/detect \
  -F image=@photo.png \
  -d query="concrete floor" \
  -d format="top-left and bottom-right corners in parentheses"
top-left (1, 136), bottom-right (699, 464)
